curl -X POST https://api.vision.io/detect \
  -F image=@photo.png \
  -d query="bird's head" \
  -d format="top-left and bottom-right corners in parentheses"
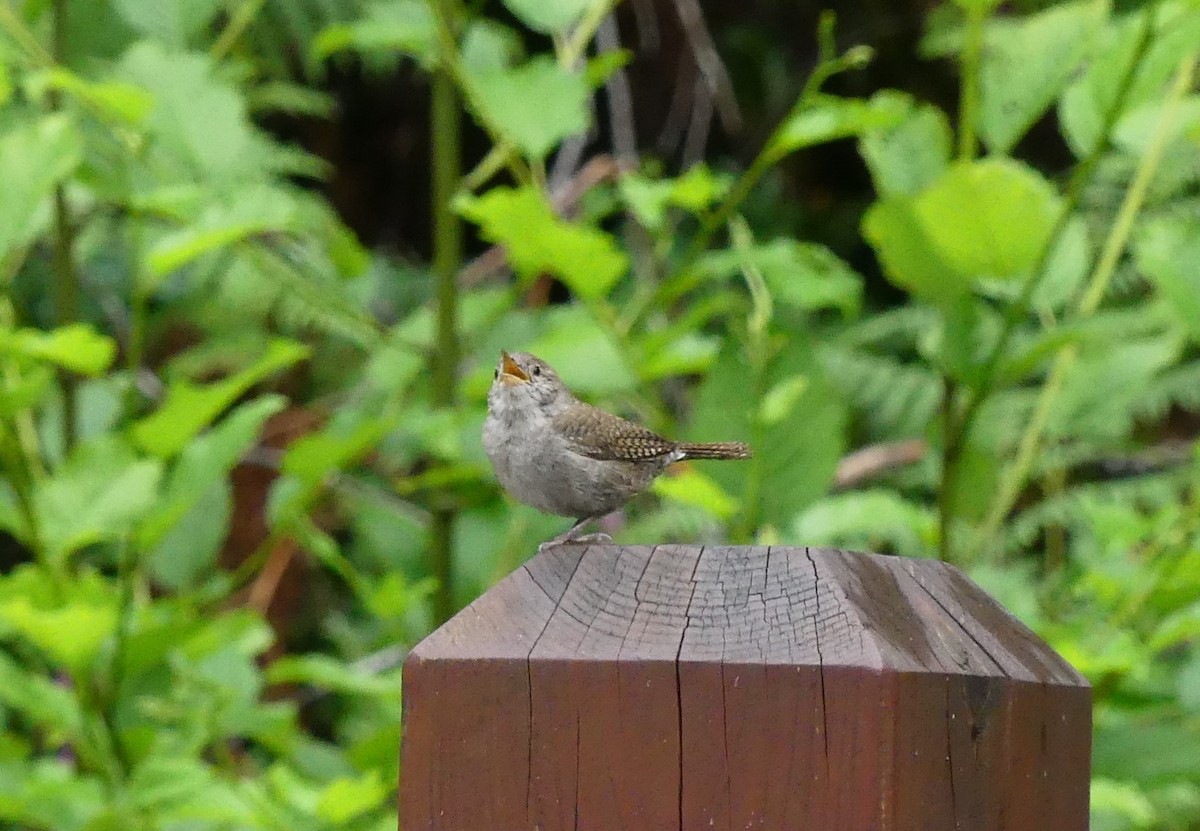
top-left (488, 350), bottom-right (571, 415)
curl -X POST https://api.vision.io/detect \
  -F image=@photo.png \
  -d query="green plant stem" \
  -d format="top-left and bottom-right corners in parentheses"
top-left (429, 63), bottom-right (462, 625)
top-left (49, 0), bottom-right (80, 452)
top-left (936, 4), bottom-right (985, 561)
top-left (212, 0), bottom-right (267, 59)
top-left (941, 6), bottom-right (1157, 501)
top-left (730, 218), bottom-right (772, 542)
top-left (938, 378), bottom-right (957, 561)
top-left (1111, 485), bottom-right (1200, 628)
top-left (455, 0), bottom-right (620, 194)
top-left (626, 37), bottom-right (869, 329)
top-left (974, 50), bottom-right (1198, 558)
top-left (0, 424), bottom-right (42, 551)
top-left (427, 0), bottom-right (530, 187)
top-left (956, 6), bottom-right (985, 160)
top-left (557, 0), bottom-right (620, 68)
top-left (688, 151), bottom-right (774, 267)
top-left (0, 2), bottom-right (53, 67)
top-left (106, 537), bottom-right (135, 772)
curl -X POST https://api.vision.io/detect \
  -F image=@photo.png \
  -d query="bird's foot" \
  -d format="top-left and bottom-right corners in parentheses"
top-left (538, 531), bottom-right (613, 553)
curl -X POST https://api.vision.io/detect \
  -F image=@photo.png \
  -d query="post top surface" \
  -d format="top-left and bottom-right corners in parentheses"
top-left (409, 545), bottom-right (1086, 687)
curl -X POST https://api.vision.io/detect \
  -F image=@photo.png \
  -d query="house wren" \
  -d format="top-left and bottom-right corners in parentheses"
top-left (483, 350), bottom-right (750, 548)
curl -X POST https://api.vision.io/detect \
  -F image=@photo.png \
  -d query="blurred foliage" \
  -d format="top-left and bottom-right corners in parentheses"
top-left (0, 0), bottom-right (1198, 828)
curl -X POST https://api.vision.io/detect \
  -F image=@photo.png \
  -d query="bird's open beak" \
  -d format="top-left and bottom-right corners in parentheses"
top-left (499, 351), bottom-right (529, 385)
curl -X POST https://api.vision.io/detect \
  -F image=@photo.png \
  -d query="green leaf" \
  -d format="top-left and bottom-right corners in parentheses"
top-left (791, 490), bottom-right (936, 558)
top-left (951, 0), bottom-right (1001, 12)
top-left (0, 323), bottom-right (116, 376)
top-left (1053, 335), bottom-right (1182, 441)
top-left (460, 20), bottom-right (523, 72)
top-left (586, 48), bottom-right (633, 88)
top-left (0, 568), bottom-right (118, 673)
top-left (978, 0), bottom-right (1106, 154)
top-left (914, 159), bottom-right (1062, 279)
top-left (0, 366), bottom-right (53, 418)
top-left (0, 61), bottom-right (11, 107)
top-left (758, 374), bottom-right (810, 425)
top-left (1094, 720), bottom-right (1200, 782)
top-left (458, 186), bottom-right (627, 299)
top-left (862, 197), bottom-right (967, 303)
top-left (1135, 219), bottom-right (1200, 342)
top-left (0, 115), bottom-right (82, 259)
top-left (1033, 217), bottom-right (1090, 311)
top-left (312, 0), bottom-right (437, 66)
top-left (315, 770), bottom-right (389, 824)
top-left (690, 341), bottom-right (846, 526)
top-left (0, 648), bottom-right (83, 739)
top-left (280, 420), bottom-right (391, 489)
top-left (146, 185), bottom-right (302, 278)
top-left (501, 0), bottom-right (591, 34)
top-left (767, 92), bottom-right (908, 162)
top-left (866, 159), bottom-right (1062, 301)
top-left (652, 468), bottom-right (740, 520)
top-left (859, 97), bottom-right (952, 196)
top-left (0, 594), bottom-right (116, 675)
top-left (469, 57), bottom-right (590, 158)
top-left (131, 339), bottom-right (309, 457)
top-left (32, 68), bottom-right (154, 126)
top-left (701, 239), bottom-right (863, 315)
top-left (145, 482), bottom-right (231, 591)
top-left (1059, 10), bottom-right (1200, 156)
top-left (266, 654), bottom-right (398, 697)
top-left (127, 756), bottom-right (256, 824)
top-left (620, 164), bottom-right (732, 230)
top-left (34, 436), bottom-right (163, 565)
top-left (637, 332), bottom-right (721, 381)
top-left (111, 0), bottom-right (225, 45)
top-left (139, 395), bottom-right (286, 550)
top-left (117, 43), bottom-right (258, 183)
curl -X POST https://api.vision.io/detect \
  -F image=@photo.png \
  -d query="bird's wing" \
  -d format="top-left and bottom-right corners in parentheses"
top-left (553, 402), bottom-right (680, 462)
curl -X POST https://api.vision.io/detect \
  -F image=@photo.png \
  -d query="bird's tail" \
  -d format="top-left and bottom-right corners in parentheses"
top-left (678, 441), bottom-right (752, 460)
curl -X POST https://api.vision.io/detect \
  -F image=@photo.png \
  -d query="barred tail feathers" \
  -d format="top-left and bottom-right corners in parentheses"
top-left (677, 441), bottom-right (752, 460)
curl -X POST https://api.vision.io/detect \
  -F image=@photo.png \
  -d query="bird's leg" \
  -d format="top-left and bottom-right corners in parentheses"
top-left (538, 516), bottom-right (612, 552)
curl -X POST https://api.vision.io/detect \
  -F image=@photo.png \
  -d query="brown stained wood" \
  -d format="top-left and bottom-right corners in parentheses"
top-left (400, 546), bottom-right (1092, 831)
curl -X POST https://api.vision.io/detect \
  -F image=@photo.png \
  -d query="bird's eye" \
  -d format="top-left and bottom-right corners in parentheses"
top-left (532, 365), bottom-right (541, 376)
top-left (493, 368), bottom-right (498, 379)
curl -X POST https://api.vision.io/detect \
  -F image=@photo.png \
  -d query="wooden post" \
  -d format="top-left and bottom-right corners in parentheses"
top-left (400, 546), bottom-right (1091, 830)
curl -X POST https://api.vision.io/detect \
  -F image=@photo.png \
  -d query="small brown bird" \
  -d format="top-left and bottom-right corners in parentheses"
top-left (483, 351), bottom-right (751, 549)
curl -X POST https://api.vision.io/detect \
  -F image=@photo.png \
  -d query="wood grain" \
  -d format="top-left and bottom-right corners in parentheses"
top-left (400, 546), bottom-right (1091, 830)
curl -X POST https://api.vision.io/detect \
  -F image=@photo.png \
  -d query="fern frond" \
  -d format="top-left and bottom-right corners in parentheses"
top-left (819, 345), bottom-right (940, 440)
top-left (1002, 469), bottom-right (1191, 553)
top-left (1135, 359), bottom-right (1200, 421)
top-left (836, 304), bottom-right (937, 351)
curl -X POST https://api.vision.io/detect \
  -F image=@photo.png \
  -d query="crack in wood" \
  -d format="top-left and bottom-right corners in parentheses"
top-left (805, 548), bottom-right (831, 770)
top-left (675, 546), bottom-right (704, 831)
top-left (945, 681), bottom-right (960, 829)
top-left (526, 546), bottom-right (589, 819)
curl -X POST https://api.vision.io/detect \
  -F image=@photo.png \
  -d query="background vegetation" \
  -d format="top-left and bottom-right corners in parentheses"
top-left (0, 0), bottom-right (1198, 827)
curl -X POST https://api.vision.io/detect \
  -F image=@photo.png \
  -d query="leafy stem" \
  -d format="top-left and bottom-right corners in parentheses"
top-left (211, 0), bottom-right (267, 60)
top-left (429, 56), bottom-right (463, 624)
top-left (49, 0), bottom-right (80, 452)
top-left (626, 20), bottom-right (870, 329)
top-left (730, 217), bottom-right (772, 542)
top-left (557, 0), bottom-right (622, 69)
top-left (940, 6), bottom-right (1159, 559)
top-left (427, 0), bottom-right (531, 187)
top-left (956, 5), bottom-right (986, 160)
top-left (939, 2), bottom-right (986, 560)
top-left (974, 49), bottom-right (1199, 558)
